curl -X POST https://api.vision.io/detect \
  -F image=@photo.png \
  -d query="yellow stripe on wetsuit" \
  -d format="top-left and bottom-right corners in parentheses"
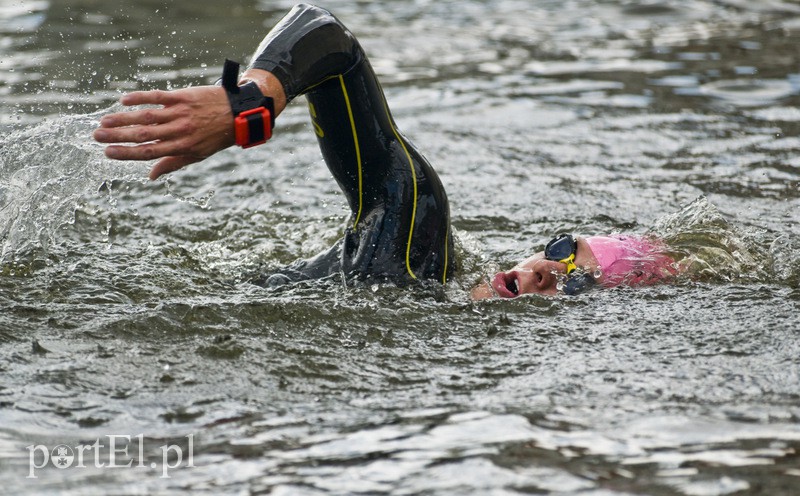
top-left (442, 226), bottom-right (449, 285)
top-left (378, 94), bottom-right (418, 280)
top-left (329, 76), bottom-right (449, 283)
top-left (338, 75), bottom-right (364, 230)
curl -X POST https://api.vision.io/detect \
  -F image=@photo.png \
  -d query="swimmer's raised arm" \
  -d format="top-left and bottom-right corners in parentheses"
top-left (96, 3), bottom-right (453, 284)
top-left (94, 66), bottom-right (287, 180)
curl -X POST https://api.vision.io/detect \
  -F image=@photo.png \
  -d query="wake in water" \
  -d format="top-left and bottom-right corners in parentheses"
top-left (0, 106), bottom-right (149, 264)
top-left (650, 196), bottom-right (796, 286)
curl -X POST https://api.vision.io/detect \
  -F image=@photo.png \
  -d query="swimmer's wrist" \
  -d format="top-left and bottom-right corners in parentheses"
top-left (240, 68), bottom-right (288, 116)
top-left (238, 71), bottom-right (272, 100)
top-left (219, 60), bottom-right (275, 148)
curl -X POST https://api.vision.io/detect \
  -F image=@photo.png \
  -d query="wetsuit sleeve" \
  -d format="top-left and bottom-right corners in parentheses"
top-left (249, 4), bottom-right (363, 101)
top-left (245, 4), bottom-right (454, 284)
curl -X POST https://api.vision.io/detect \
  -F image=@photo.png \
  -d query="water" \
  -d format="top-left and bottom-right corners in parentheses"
top-left (1, 0), bottom-right (799, 494)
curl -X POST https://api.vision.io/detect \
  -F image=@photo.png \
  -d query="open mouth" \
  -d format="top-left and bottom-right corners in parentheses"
top-left (492, 272), bottom-right (520, 298)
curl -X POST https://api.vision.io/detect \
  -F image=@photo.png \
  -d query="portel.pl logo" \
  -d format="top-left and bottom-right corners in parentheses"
top-left (26, 434), bottom-right (195, 479)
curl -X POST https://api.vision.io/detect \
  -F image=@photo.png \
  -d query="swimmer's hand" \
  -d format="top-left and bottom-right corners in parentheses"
top-left (470, 279), bottom-right (494, 300)
top-left (93, 69), bottom-right (287, 180)
top-left (93, 86), bottom-right (234, 180)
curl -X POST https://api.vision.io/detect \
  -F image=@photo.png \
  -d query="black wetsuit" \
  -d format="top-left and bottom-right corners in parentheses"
top-left (248, 4), bottom-right (454, 286)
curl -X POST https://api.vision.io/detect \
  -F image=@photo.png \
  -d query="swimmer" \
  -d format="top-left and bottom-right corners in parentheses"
top-left (93, 3), bottom-right (681, 297)
top-left (469, 234), bottom-right (681, 299)
top-left (95, 3), bottom-right (452, 286)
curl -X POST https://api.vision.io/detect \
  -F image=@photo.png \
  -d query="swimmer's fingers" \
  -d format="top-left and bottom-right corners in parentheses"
top-left (96, 106), bottom-right (176, 130)
top-left (95, 90), bottom-right (185, 130)
top-left (102, 110), bottom-right (233, 163)
top-left (94, 117), bottom-right (186, 145)
top-left (98, 87), bottom-right (230, 130)
top-left (150, 156), bottom-right (200, 181)
top-left (119, 90), bottom-right (184, 107)
top-left (102, 124), bottom-right (229, 160)
top-left (103, 139), bottom-right (186, 162)
top-left (95, 85), bottom-right (236, 179)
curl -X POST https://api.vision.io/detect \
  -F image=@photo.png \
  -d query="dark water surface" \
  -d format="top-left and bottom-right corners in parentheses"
top-left (2, 0), bottom-right (800, 494)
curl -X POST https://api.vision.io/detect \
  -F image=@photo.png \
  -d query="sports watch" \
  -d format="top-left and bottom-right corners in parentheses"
top-left (219, 59), bottom-right (275, 148)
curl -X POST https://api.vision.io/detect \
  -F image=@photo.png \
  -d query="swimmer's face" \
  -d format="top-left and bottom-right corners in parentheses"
top-left (490, 252), bottom-right (566, 297)
top-left (468, 236), bottom-right (600, 300)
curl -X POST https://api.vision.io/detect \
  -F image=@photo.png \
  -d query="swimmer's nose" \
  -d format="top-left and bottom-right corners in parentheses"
top-left (532, 266), bottom-right (552, 290)
top-left (528, 260), bottom-right (561, 291)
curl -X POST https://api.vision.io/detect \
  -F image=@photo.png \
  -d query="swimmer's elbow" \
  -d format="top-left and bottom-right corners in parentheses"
top-left (251, 3), bottom-right (363, 99)
top-left (291, 4), bottom-right (359, 55)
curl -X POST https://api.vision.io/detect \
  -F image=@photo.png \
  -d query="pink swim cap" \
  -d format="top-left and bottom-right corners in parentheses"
top-left (585, 235), bottom-right (678, 287)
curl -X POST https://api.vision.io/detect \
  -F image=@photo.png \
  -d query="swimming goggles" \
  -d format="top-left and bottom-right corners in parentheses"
top-left (544, 234), bottom-right (578, 275)
top-left (545, 233), bottom-right (596, 295)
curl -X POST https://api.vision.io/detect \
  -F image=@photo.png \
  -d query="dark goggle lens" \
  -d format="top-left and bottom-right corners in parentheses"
top-left (544, 234), bottom-right (576, 262)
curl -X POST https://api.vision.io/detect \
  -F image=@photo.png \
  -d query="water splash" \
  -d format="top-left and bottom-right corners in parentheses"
top-left (650, 197), bottom-right (775, 283)
top-left (0, 105), bottom-right (149, 264)
top-left (768, 234), bottom-right (800, 286)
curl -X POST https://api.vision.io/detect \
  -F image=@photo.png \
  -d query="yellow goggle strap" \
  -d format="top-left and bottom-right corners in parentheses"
top-left (559, 254), bottom-right (577, 275)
